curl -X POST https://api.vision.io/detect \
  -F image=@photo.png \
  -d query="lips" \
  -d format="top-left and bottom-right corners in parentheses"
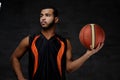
top-left (41, 21), bottom-right (47, 25)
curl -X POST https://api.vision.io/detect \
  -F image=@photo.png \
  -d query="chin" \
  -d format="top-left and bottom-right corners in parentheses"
top-left (41, 26), bottom-right (49, 30)
top-left (42, 26), bottom-right (47, 28)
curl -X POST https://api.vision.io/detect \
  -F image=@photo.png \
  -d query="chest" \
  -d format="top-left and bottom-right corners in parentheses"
top-left (34, 36), bottom-right (62, 55)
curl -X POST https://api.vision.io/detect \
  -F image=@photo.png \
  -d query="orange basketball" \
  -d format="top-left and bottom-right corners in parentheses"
top-left (79, 23), bottom-right (105, 49)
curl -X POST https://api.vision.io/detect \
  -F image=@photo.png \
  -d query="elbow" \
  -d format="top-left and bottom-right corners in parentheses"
top-left (66, 65), bottom-right (74, 73)
top-left (10, 55), bottom-right (15, 64)
top-left (10, 54), bottom-right (18, 64)
top-left (66, 68), bottom-right (72, 73)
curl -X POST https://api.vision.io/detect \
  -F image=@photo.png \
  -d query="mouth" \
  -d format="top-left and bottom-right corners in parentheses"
top-left (41, 21), bottom-right (47, 25)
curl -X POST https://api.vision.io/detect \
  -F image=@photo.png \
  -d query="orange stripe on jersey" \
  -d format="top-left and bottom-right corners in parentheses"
top-left (31, 35), bottom-right (40, 78)
top-left (56, 38), bottom-right (65, 76)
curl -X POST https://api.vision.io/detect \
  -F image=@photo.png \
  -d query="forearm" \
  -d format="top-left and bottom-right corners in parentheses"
top-left (67, 52), bottom-right (92, 73)
top-left (10, 57), bottom-right (25, 80)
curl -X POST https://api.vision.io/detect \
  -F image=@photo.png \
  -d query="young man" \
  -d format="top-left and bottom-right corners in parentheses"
top-left (10, 6), bottom-right (104, 80)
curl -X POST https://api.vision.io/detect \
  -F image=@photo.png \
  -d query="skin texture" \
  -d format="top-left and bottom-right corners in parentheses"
top-left (10, 8), bottom-right (104, 80)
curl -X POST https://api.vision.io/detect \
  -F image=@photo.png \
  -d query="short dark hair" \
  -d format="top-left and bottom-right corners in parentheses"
top-left (40, 6), bottom-right (59, 17)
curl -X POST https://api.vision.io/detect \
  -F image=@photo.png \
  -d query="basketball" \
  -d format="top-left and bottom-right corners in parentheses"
top-left (79, 23), bottom-right (105, 49)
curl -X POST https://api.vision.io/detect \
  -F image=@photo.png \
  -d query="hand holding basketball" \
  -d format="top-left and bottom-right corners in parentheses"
top-left (86, 42), bottom-right (104, 56)
top-left (79, 23), bottom-right (105, 50)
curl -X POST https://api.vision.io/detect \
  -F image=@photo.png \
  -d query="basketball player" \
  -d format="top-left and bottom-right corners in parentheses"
top-left (10, 6), bottom-right (104, 80)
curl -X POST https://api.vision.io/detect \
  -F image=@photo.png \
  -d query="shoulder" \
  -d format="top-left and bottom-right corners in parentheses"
top-left (29, 33), bottom-right (40, 45)
top-left (29, 33), bottom-right (40, 39)
top-left (55, 33), bottom-right (67, 41)
top-left (29, 32), bottom-right (41, 40)
top-left (16, 36), bottom-right (30, 48)
top-left (55, 34), bottom-right (71, 48)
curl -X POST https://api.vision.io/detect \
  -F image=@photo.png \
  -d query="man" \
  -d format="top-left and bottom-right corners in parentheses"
top-left (10, 6), bottom-right (104, 80)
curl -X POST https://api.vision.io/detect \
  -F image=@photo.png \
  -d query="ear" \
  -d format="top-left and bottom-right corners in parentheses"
top-left (55, 17), bottom-right (59, 23)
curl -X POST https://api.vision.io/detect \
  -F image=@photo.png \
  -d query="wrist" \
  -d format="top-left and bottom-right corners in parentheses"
top-left (17, 76), bottom-right (26, 80)
top-left (85, 51), bottom-right (93, 57)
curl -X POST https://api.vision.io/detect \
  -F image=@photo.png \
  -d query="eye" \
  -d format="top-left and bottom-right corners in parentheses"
top-left (40, 14), bottom-right (43, 17)
top-left (46, 14), bottom-right (51, 17)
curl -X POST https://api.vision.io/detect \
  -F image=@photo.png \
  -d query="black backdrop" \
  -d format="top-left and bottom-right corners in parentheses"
top-left (0, 0), bottom-right (120, 80)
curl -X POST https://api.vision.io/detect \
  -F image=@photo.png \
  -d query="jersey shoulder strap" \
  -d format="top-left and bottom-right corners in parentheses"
top-left (29, 33), bottom-right (40, 46)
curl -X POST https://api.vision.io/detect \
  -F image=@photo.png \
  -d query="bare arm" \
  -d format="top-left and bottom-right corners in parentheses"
top-left (66, 39), bottom-right (104, 73)
top-left (10, 36), bottom-right (29, 80)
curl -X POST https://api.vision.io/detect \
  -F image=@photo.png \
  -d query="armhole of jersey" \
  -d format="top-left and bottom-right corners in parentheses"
top-left (29, 34), bottom-right (37, 47)
top-left (29, 35), bottom-right (33, 47)
top-left (64, 38), bottom-right (67, 53)
top-left (28, 33), bottom-right (38, 79)
top-left (61, 38), bottom-right (67, 78)
top-left (57, 34), bottom-right (67, 52)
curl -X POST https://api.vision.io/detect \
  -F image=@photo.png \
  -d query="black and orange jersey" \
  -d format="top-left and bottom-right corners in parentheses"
top-left (29, 32), bottom-right (67, 80)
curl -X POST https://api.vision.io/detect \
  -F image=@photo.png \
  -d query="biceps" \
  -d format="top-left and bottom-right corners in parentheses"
top-left (12, 37), bottom-right (29, 58)
top-left (13, 46), bottom-right (27, 58)
top-left (66, 39), bottom-right (73, 62)
top-left (66, 50), bottom-right (72, 61)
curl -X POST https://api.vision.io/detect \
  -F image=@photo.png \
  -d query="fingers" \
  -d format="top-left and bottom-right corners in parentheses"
top-left (89, 42), bottom-right (104, 51)
top-left (90, 45), bottom-right (93, 50)
top-left (87, 42), bottom-right (104, 55)
top-left (97, 42), bottom-right (104, 49)
top-left (100, 42), bottom-right (104, 49)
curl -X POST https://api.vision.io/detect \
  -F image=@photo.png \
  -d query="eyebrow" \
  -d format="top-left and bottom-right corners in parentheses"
top-left (40, 13), bottom-right (53, 15)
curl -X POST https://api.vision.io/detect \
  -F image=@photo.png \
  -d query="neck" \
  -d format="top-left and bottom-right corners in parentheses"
top-left (41, 26), bottom-right (56, 40)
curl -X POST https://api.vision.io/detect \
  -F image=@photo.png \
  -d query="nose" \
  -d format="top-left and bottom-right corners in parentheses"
top-left (40, 15), bottom-right (46, 21)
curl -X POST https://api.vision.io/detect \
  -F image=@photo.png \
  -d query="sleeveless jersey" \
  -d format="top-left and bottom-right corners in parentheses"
top-left (29, 32), bottom-right (67, 80)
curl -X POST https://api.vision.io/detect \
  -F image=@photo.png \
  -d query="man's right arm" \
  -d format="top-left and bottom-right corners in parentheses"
top-left (10, 36), bottom-right (29, 80)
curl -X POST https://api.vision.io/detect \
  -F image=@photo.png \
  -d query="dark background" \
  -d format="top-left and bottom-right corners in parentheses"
top-left (0, 0), bottom-right (120, 80)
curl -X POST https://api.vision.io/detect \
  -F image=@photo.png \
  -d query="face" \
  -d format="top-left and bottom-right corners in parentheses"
top-left (40, 9), bottom-right (58, 29)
